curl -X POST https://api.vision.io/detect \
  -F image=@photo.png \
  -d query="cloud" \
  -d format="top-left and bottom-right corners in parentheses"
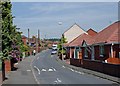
top-left (12, 2), bottom-right (118, 38)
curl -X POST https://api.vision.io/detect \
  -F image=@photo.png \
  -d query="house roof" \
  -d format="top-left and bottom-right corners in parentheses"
top-left (63, 23), bottom-right (86, 34)
top-left (68, 33), bottom-right (94, 47)
top-left (94, 21), bottom-right (120, 44)
top-left (87, 28), bottom-right (98, 37)
top-left (63, 23), bottom-right (87, 43)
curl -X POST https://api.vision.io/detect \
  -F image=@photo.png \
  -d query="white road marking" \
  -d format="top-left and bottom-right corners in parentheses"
top-left (53, 78), bottom-right (62, 84)
top-left (57, 78), bottom-right (62, 83)
top-left (78, 72), bottom-right (84, 75)
top-left (52, 67), bottom-right (56, 71)
top-left (62, 65), bottom-right (65, 68)
top-left (26, 70), bottom-right (31, 72)
top-left (41, 69), bottom-right (47, 72)
top-left (34, 66), bottom-right (40, 74)
top-left (48, 68), bottom-right (53, 72)
top-left (70, 68), bottom-right (74, 72)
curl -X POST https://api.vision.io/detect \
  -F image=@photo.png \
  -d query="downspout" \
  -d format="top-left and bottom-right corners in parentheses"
top-left (111, 43), bottom-right (114, 58)
top-left (70, 47), bottom-right (72, 58)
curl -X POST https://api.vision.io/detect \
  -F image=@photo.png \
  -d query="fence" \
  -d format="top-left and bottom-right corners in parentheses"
top-left (70, 58), bottom-right (120, 77)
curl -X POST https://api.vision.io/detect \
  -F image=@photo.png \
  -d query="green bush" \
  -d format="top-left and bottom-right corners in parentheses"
top-left (0, 60), bottom-right (2, 71)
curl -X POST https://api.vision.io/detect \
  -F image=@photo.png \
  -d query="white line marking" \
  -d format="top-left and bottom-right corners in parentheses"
top-left (34, 66), bottom-right (41, 74)
top-left (31, 58), bottom-right (40, 84)
top-left (70, 68), bottom-right (74, 72)
top-left (53, 78), bottom-right (62, 84)
top-left (27, 70), bottom-right (31, 72)
top-left (52, 67), bottom-right (56, 71)
top-left (41, 69), bottom-right (47, 72)
top-left (78, 71), bottom-right (84, 75)
top-left (57, 78), bottom-right (62, 83)
top-left (62, 65), bottom-right (65, 68)
top-left (48, 68), bottom-right (53, 72)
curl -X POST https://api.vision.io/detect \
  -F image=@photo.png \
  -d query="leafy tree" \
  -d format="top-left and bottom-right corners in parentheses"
top-left (0, 0), bottom-right (25, 81)
top-left (58, 35), bottom-right (67, 58)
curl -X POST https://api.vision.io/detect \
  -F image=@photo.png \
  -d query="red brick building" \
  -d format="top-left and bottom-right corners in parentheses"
top-left (68, 21), bottom-right (120, 77)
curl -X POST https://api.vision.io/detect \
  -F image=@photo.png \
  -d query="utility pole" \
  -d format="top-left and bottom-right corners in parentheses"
top-left (28, 28), bottom-right (30, 45)
top-left (38, 29), bottom-right (40, 52)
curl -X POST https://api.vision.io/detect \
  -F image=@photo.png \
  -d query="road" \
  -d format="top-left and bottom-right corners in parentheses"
top-left (32, 49), bottom-right (116, 84)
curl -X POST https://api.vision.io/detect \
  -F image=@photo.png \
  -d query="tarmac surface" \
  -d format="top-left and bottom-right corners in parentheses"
top-left (1, 49), bottom-right (120, 85)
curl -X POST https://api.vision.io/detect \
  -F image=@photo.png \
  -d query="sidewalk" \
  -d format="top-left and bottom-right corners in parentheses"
top-left (56, 58), bottom-right (120, 84)
top-left (2, 55), bottom-right (37, 84)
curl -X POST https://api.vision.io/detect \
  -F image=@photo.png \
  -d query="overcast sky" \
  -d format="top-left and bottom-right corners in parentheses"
top-left (12, 2), bottom-right (118, 39)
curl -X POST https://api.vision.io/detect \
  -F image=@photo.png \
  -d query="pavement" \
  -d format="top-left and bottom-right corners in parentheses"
top-left (2, 55), bottom-right (37, 84)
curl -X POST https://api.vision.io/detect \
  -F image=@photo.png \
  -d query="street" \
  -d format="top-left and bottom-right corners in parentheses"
top-left (32, 49), bottom-right (116, 84)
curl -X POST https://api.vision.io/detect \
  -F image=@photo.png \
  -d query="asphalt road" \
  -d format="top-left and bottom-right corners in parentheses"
top-left (32, 49), bottom-right (117, 84)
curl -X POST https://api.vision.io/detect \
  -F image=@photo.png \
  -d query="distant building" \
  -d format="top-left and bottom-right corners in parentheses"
top-left (22, 35), bottom-right (27, 45)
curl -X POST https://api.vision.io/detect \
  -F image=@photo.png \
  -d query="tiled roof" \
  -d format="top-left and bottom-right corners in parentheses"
top-left (68, 33), bottom-right (94, 47)
top-left (94, 21), bottom-right (120, 44)
top-left (87, 28), bottom-right (97, 37)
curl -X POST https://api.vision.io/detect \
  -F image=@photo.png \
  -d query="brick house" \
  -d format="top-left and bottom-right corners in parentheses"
top-left (82, 21), bottom-right (120, 64)
top-left (68, 21), bottom-right (120, 77)
top-left (66, 28), bottom-right (97, 59)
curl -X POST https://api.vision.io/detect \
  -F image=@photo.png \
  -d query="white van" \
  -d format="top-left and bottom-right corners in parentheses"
top-left (51, 44), bottom-right (58, 55)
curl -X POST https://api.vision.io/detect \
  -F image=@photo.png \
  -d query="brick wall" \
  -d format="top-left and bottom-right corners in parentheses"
top-left (70, 58), bottom-right (81, 67)
top-left (82, 59), bottom-right (120, 77)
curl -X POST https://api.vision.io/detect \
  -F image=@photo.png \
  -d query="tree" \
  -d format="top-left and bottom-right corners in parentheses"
top-left (0, 0), bottom-right (24, 81)
top-left (58, 34), bottom-right (67, 59)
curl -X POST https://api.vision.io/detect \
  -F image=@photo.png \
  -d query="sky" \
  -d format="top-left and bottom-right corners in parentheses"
top-left (11, 2), bottom-right (118, 39)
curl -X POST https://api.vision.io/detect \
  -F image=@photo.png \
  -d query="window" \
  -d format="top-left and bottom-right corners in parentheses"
top-left (99, 45), bottom-right (105, 57)
top-left (84, 47), bottom-right (88, 58)
top-left (74, 47), bottom-right (81, 59)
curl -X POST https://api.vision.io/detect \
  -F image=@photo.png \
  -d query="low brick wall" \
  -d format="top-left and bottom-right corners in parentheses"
top-left (82, 59), bottom-right (103, 73)
top-left (70, 58), bottom-right (81, 67)
top-left (82, 59), bottom-right (120, 78)
top-left (5, 60), bottom-right (11, 72)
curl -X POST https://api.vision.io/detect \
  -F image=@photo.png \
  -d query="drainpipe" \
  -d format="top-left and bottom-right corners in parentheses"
top-left (70, 48), bottom-right (72, 58)
top-left (111, 43), bottom-right (114, 58)
top-left (74, 47), bottom-right (76, 59)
